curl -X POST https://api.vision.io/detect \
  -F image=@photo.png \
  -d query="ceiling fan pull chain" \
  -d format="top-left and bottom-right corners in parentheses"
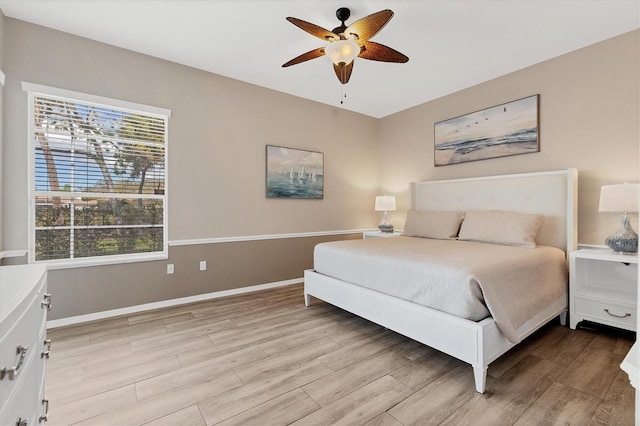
top-left (340, 84), bottom-right (347, 105)
top-left (341, 68), bottom-right (344, 103)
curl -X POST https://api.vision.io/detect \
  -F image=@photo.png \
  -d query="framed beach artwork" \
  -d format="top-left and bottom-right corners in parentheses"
top-left (434, 95), bottom-right (539, 166)
top-left (266, 145), bottom-right (324, 199)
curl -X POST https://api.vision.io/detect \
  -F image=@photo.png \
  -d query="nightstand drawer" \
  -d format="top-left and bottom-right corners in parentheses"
top-left (574, 296), bottom-right (636, 330)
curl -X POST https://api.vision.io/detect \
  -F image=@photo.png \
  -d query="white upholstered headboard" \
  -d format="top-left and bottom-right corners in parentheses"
top-left (410, 169), bottom-right (578, 253)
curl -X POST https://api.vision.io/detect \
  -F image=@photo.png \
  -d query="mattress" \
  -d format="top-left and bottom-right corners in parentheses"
top-left (313, 236), bottom-right (568, 342)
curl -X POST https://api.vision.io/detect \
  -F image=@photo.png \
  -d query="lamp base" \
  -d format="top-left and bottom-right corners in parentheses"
top-left (378, 224), bottom-right (394, 233)
top-left (605, 214), bottom-right (638, 253)
top-left (378, 211), bottom-right (394, 233)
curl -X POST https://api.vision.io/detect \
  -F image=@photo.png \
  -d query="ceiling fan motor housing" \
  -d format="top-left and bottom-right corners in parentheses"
top-left (333, 8), bottom-right (350, 35)
top-left (336, 7), bottom-right (350, 23)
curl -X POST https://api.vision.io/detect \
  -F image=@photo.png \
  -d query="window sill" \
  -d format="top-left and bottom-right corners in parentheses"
top-left (34, 251), bottom-right (168, 270)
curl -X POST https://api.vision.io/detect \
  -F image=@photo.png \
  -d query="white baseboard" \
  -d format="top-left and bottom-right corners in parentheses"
top-left (47, 277), bottom-right (303, 329)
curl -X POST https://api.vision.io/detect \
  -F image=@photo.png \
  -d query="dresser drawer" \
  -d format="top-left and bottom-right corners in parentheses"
top-left (575, 296), bottom-right (636, 331)
top-left (0, 344), bottom-right (39, 426)
top-left (35, 320), bottom-right (49, 417)
top-left (0, 265), bottom-right (48, 335)
top-left (37, 364), bottom-right (49, 424)
top-left (0, 279), bottom-right (46, 374)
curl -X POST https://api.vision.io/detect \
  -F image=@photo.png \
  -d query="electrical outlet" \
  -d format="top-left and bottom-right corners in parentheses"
top-left (167, 264), bottom-right (174, 274)
top-left (199, 261), bottom-right (207, 271)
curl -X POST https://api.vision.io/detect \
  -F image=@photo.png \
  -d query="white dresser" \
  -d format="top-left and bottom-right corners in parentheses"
top-left (0, 264), bottom-right (50, 426)
top-left (620, 342), bottom-right (639, 425)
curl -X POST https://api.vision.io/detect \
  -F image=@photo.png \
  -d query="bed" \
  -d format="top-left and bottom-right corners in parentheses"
top-left (303, 169), bottom-right (578, 393)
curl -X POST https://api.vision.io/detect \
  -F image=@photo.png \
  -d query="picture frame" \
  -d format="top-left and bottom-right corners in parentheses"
top-left (434, 95), bottom-right (540, 166)
top-left (266, 145), bottom-right (324, 199)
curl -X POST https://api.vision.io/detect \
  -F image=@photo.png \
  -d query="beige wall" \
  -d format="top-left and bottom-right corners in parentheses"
top-left (1, 19), bottom-right (379, 319)
top-left (3, 19), bottom-right (380, 247)
top-left (379, 30), bottom-right (640, 246)
top-left (2, 17), bottom-right (638, 320)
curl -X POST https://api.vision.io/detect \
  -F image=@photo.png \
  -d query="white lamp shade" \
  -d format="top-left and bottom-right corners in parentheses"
top-left (599, 183), bottom-right (640, 213)
top-left (325, 39), bottom-right (360, 66)
top-left (375, 195), bottom-right (397, 212)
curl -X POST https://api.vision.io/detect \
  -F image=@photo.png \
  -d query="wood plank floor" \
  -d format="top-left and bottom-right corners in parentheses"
top-left (45, 283), bottom-right (635, 425)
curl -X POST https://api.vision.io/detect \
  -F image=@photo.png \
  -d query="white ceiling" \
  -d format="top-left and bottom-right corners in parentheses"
top-left (1, 1), bottom-right (638, 118)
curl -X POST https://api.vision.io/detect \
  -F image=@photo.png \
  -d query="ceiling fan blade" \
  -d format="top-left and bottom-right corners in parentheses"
top-left (344, 9), bottom-right (393, 42)
top-left (286, 17), bottom-right (339, 41)
top-left (359, 41), bottom-right (409, 63)
top-left (333, 61), bottom-right (353, 84)
top-left (282, 47), bottom-right (326, 67)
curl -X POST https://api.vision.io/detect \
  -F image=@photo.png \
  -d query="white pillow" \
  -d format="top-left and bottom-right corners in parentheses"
top-left (402, 210), bottom-right (464, 240)
top-left (458, 210), bottom-right (545, 248)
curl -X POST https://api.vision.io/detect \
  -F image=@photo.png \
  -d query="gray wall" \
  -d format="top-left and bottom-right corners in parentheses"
top-left (0, 9), bottom-right (4, 70)
top-left (0, 10), bottom-right (5, 254)
top-left (1, 234), bottom-right (358, 319)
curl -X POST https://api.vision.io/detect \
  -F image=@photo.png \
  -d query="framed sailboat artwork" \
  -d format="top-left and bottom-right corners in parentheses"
top-left (266, 145), bottom-right (324, 199)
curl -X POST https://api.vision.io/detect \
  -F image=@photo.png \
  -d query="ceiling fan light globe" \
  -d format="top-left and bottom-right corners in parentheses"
top-left (325, 39), bottom-right (359, 65)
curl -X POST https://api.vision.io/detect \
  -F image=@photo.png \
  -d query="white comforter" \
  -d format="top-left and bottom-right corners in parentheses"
top-left (313, 236), bottom-right (568, 343)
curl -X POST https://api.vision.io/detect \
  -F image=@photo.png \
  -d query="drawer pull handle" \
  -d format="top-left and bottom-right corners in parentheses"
top-left (42, 338), bottom-right (52, 359)
top-left (41, 293), bottom-right (52, 311)
top-left (40, 398), bottom-right (49, 422)
top-left (0, 345), bottom-right (29, 380)
top-left (604, 308), bottom-right (631, 319)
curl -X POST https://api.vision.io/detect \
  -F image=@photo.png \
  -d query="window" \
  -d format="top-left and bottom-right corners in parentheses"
top-left (24, 83), bottom-right (171, 266)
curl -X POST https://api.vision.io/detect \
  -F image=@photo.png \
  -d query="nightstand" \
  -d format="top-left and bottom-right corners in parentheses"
top-left (363, 230), bottom-right (403, 239)
top-left (569, 248), bottom-right (638, 331)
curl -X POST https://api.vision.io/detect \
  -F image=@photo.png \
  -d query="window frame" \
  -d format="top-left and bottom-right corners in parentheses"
top-left (23, 82), bottom-right (171, 269)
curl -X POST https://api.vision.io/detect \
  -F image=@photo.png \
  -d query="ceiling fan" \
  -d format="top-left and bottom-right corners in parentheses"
top-left (282, 7), bottom-right (409, 84)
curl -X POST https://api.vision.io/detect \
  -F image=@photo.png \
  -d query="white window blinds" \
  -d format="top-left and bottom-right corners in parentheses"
top-left (26, 85), bottom-right (169, 264)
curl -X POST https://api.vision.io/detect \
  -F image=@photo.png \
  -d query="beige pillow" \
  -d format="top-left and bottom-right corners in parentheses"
top-left (458, 210), bottom-right (545, 248)
top-left (402, 210), bottom-right (464, 240)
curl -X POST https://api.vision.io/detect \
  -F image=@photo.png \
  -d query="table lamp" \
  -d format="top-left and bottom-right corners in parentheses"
top-left (375, 195), bottom-right (397, 233)
top-left (598, 183), bottom-right (639, 253)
